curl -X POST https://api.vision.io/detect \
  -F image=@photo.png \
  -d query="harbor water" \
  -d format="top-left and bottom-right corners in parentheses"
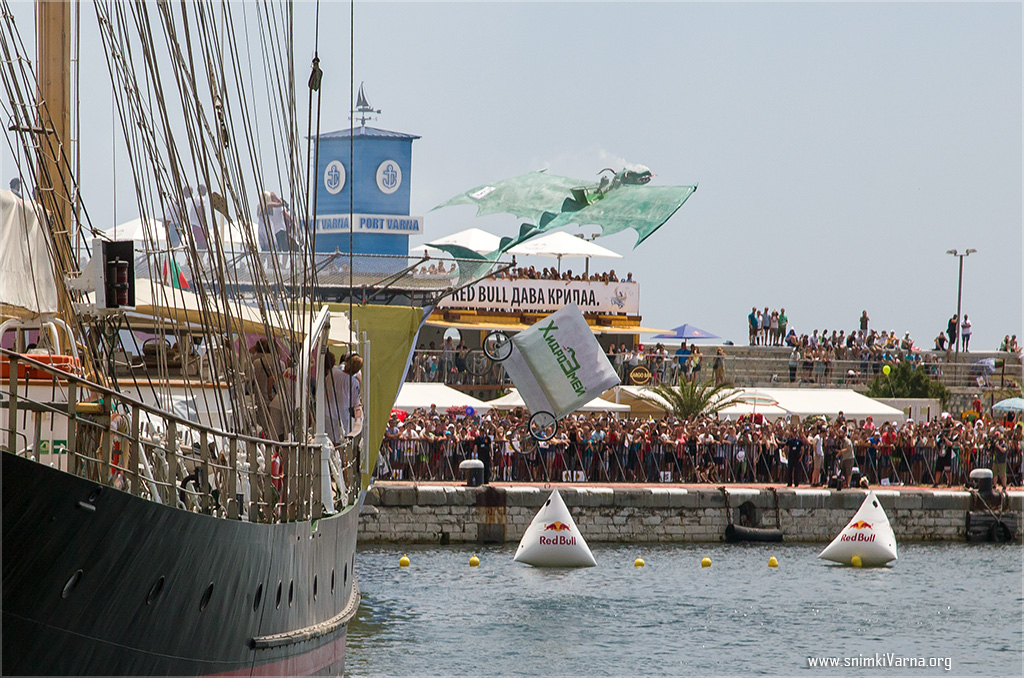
top-left (347, 542), bottom-right (1022, 677)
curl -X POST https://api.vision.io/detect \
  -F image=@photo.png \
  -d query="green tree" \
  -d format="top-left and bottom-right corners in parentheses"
top-left (865, 362), bottom-right (950, 407)
top-left (637, 379), bottom-right (737, 419)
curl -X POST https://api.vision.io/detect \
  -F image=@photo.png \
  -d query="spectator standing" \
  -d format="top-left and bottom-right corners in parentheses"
top-left (785, 424), bottom-right (805, 487)
top-left (839, 428), bottom-right (855, 486)
top-left (859, 310), bottom-right (870, 335)
top-left (713, 347), bottom-right (726, 385)
top-left (961, 315), bottom-right (972, 352)
top-left (946, 314), bottom-right (958, 351)
top-left (748, 307), bottom-right (758, 346)
top-left (778, 309), bottom-right (788, 346)
top-left (474, 426), bottom-right (492, 484)
top-left (810, 424), bottom-right (824, 486)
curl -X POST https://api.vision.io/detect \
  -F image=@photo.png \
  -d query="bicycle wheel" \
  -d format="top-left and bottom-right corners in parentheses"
top-left (482, 331), bottom-right (513, 362)
top-left (529, 411), bottom-right (558, 441)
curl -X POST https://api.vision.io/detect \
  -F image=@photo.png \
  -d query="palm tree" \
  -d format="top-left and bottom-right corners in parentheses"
top-left (637, 378), bottom-right (737, 419)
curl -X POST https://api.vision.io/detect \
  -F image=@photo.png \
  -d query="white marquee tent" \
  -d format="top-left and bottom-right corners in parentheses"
top-left (393, 382), bottom-right (492, 415)
top-left (606, 385), bottom-right (905, 424)
top-left (487, 387), bottom-right (630, 414)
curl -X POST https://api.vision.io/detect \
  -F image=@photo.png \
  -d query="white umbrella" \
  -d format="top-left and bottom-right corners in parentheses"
top-left (424, 227), bottom-right (502, 255)
top-left (506, 231), bottom-right (621, 273)
top-left (507, 231), bottom-right (622, 259)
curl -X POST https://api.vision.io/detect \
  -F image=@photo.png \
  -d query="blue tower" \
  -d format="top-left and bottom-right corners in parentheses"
top-left (313, 86), bottom-right (421, 260)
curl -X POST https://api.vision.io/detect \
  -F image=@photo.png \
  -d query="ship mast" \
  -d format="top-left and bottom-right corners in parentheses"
top-left (36, 0), bottom-right (72, 246)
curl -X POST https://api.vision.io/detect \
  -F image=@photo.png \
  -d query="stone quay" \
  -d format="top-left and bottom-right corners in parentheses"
top-left (359, 483), bottom-right (1023, 545)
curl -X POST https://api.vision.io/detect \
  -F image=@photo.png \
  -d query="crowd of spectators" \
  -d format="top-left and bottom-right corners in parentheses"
top-left (606, 342), bottom-right (727, 386)
top-left (492, 266), bottom-right (633, 283)
top-left (378, 407), bottom-right (1022, 489)
top-left (415, 262), bottom-right (458, 276)
top-left (748, 306), bottom-right (789, 346)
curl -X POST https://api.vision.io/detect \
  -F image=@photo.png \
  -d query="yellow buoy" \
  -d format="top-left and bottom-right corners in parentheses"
top-left (469, 555), bottom-right (480, 567)
top-left (851, 555), bottom-right (862, 568)
top-left (768, 556), bottom-right (778, 568)
top-left (634, 558), bottom-right (645, 568)
top-left (701, 557), bottom-right (712, 568)
top-left (399, 554), bottom-right (410, 568)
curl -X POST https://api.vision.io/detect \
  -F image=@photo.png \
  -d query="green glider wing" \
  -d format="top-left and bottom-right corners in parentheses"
top-left (434, 171), bottom-right (580, 227)
top-left (545, 184), bottom-right (697, 246)
top-left (434, 168), bottom-right (697, 248)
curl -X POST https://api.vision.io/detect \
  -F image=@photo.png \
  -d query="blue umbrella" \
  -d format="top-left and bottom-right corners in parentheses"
top-left (992, 397), bottom-right (1024, 413)
top-left (653, 323), bottom-right (720, 340)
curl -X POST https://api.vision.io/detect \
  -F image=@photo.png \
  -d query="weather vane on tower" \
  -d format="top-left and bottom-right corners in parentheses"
top-left (353, 82), bottom-right (381, 127)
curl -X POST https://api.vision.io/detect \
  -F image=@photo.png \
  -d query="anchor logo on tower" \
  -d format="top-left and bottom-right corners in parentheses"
top-left (376, 159), bottom-right (402, 195)
top-left (324, 160), bottom-right (345, 195)
top-left (382, 164), bottom-right (397, 189)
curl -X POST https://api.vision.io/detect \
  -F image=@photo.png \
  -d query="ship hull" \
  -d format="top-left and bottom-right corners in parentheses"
top-left (2, 452), bottom-right (359, 676)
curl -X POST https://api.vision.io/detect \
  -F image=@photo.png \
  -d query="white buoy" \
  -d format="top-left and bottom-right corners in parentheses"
top-left (818, 491), bottom-right (898, 567)
top-left (513, 489), bottom-right (596, 567)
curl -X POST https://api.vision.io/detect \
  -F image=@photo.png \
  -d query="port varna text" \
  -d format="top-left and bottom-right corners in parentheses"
top-left (315, 213), bottom-right (423, 234)
top-left (438, 279), bottom-right (640, 314)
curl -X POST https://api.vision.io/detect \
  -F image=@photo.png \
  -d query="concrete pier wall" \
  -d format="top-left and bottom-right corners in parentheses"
top-left (358, 484), bottom-right (1023, 544)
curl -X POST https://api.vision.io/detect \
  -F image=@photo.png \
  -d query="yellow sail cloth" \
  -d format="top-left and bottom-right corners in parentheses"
top-left (339, 303), bottom-right (424, 491)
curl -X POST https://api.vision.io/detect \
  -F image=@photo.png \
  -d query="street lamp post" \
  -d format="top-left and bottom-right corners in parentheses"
top-left (946, 248), bottom-right (977, 384)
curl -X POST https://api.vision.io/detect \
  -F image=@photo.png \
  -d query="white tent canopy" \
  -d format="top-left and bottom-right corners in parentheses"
top-left (751, 388), bottom-right (905, 424)
top-left (0, 189), bottom-right (57, 319)
top-left (605, 385), bottom-right (905, 423)
top-left (103, 217), bottom-right (168, 246)
top-left (488, 387), bottom-right (629, 414)
top-left (422, 227), bottom-right (502, 255)
top-left (506, 231), bottom-right (622, 260)
top-left (102, 216), bottom-right (255, 251)
top-left (394, 382), bottom-right (492, 414)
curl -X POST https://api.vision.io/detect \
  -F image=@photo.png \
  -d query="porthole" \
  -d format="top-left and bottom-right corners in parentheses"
top-left (253, 582), bottom-right (263, 611)
top-left (313, 575), bottom-right (318, 601)
top-left (146, 576), bottom-right (165, 605)
top-left (331, 569), bottom-right (336, 595)
top-left (61, 569), bottom-right (83, 599)
top-left (288, 580), bottom-right (294, 607)
top-left (276, 581), bottom-right (282, 609)
top-left (199, 583), bottom-right (214, 612)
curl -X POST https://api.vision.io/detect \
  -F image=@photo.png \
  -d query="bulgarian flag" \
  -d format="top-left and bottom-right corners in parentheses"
top-left (163, 258), bottom-right (190, 290)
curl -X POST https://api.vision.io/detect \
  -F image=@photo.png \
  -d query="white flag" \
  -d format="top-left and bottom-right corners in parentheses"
top-left (501, 304), bottom-right (619, 420)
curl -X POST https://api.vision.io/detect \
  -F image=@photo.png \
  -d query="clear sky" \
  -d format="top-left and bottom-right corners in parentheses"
top-left (4, 2), bottom-right (1021, 350)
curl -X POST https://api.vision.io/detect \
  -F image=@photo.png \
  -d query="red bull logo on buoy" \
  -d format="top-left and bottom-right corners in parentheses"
top-left (540, 522), bottom-right (576, 545)
top-left (850, 521), bottom-right (873, 530)
top-left (539, 534), bottom-right (577, 546)
top-left (840, 531), bottom-right (876, 542)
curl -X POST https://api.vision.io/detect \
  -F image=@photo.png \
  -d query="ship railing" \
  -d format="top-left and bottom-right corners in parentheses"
top-left (2, 348), bottom-right (359, 524)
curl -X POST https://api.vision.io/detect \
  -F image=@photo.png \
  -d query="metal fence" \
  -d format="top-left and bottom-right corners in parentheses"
top-left (374, 438), bottom-right (1022, 488)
